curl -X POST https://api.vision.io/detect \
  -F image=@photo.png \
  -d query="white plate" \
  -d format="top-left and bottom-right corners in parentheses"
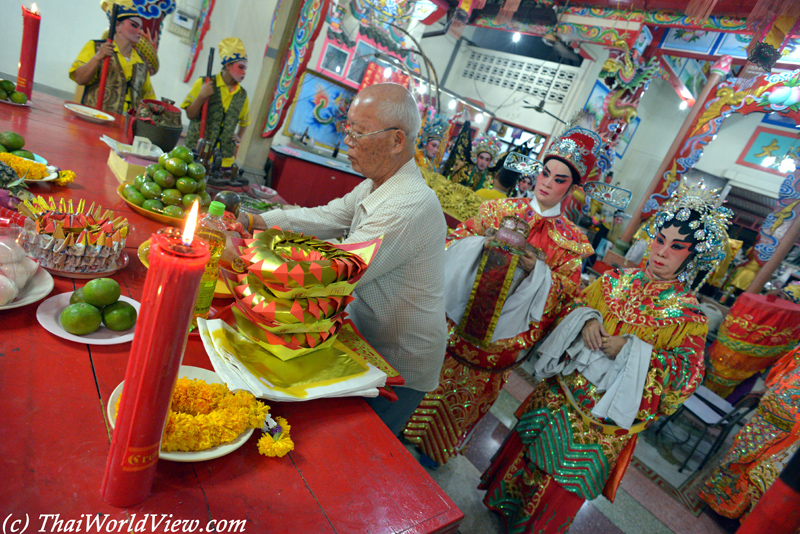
top-left (0, 98), bottom-right (31, 108)
top-left (23, 169), bottom-right (58, 183)
top-left (106, 365), bottom-right (254, 462)
top-left (0, 266), bottom-right (54, 310)
top-left (33, 153), bottom-right (47, 165)
top-left (64, 103), bottom-right (114, 123)
top-left (36, 292), bottom-right (140, 344)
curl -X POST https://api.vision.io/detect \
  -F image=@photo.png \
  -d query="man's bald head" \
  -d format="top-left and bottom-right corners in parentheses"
top-left (352, 83), bottom-right (421, 151)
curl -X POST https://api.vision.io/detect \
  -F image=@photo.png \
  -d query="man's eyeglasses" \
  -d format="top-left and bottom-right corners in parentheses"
top-left (343, 124), bottom-right (400, 145)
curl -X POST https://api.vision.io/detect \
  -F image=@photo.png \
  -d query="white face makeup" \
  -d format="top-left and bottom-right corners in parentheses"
top-left (646, 225), bottom-right (694, 281)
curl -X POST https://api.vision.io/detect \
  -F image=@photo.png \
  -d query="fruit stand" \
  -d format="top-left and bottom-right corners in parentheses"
top-left (0, 92), bottom-right (463, 533)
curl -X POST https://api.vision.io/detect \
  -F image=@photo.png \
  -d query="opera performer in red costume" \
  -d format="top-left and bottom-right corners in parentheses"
top-left (403, 127), bottom-right (599, 467)
top-left (479, 182), bottom-right (733, 533)
top-left (698, 345), bottom-right (800, 520)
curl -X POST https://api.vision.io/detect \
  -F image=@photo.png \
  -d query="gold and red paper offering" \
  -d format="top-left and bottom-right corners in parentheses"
top-left (224, 228), bottom-right (371, 361)
top-left (17, 196), bottom-right (128, 273)
top-left (198, 228), bottom-right (403, 401)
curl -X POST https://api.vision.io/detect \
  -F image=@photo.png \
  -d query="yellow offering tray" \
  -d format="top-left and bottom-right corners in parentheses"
top-left (232, 306), bottom-right (339, 361)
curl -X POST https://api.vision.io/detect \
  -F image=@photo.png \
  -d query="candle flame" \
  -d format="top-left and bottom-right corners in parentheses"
top-left (31, 3), bottom-right (38, 13)
top-left (183, 201), bottom-right (199, 246)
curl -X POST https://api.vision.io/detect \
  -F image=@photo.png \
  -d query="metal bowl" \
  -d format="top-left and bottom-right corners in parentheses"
top-left (132, 120), bottom-right (183, 153)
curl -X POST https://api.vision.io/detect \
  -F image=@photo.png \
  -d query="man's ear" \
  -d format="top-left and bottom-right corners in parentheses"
top-left (392, 130), bottom-right (407, 154)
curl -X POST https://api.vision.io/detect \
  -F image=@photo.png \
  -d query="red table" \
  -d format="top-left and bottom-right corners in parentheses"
top-left (0, 94), bottom-right (463, 533)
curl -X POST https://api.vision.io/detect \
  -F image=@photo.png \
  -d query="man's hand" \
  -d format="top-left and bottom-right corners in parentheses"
top-left (236, 211), bottom-right (267, 232)
top-left (518, 248), bottom-right (538, 274)
top-left (582, 319), bottom-right (608, 351)
top-left (600, 335), bottom-right (627, 360)
top-left (582, 319), bottom-right (626, 359)
top-left (198, 79), bottom-right (215, 100)
top-left (95, 42), bottom-right (115, 61)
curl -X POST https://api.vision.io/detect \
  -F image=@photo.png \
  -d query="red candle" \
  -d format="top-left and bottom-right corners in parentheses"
top-left (17, 4), bottom-right (41, 101)
top-left (100, 221), bottom-right (209, 507)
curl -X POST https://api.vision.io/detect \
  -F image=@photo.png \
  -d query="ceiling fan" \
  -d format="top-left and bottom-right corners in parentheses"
top-left (522, 98), bottom-right (567, 123)
top-left (522, 56), bottom-right (568, 124)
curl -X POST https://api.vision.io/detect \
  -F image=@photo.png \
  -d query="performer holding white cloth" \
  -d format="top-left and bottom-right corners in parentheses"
top-left (534, 306), bottom-right (652, 430)
top-left (444, 234), bottom-right (552, 343)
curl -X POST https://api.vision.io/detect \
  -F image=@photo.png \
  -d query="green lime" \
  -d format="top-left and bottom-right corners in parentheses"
top-left (153, 169), bottom-right (176, 188)
top-left (181, 193), bottom-right (199, 208)
top-left (133, 174), bottom-right (148, 190)
top-left (102, 301), bottom-right (137, 331)
top-left (9, 92), bottom-right (27, 105)
top-left (11, 149), bottom-right (34, 160)
top-left (83, 278), bottom-right (121, 307)
top-left (187, 162), bottom-right (206, 180)
top-left (145, 163), bottom-right (161, 178)
top-left (123, 184), bottom-right (138, 198)
top-left (0, 145), bottom-right (7, 153)
top-left (161, 188), bottom-right (183, 206)
top-left (125, 188), bottom-right (146, 206)
top-left (163, 205), bottom-right (184, 218)
top-left (0, 90), bottom-right (7, 101)
top-left (0, 80), bottom-right (15, 94)
top-left (158, 152), bottom-right (169, 167)
top-left (0, 132), bottom-right (24, 151)
top-left (60, 303), bottom-right (103, 335)
top-left (140, 181), bottom-right (163, 199)
top-left (198, 191), bottom-right (212, 207)
top-left (194, 179), bottom-right (206, 193)
top-left (165, 158), bottom-right (188, 177)
top-left (170, 146), bottom-right (193, 164)
top-left (69, 287), bottom-right (86, 304)
top-left (175, 177), bottom-right (197, 194)
top-left (142, 198), bottom-right (164, 212)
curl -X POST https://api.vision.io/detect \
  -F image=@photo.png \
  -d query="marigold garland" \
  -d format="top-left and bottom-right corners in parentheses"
top-left (115, 377), bottom-right (293, 456)
top-left (257, 416), bottom-right (294, 457)
top-left (55, 170), bottom-right (75, 186)
top-left (161, 378), bottom-right (267, 452)
top-left (0, 153), bottom-right (49, 180)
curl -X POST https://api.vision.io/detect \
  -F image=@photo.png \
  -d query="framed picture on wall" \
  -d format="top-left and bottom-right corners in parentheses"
top-left (319, 43), bottom-right (349, 78)
top-left (283, 70), bottom-right (357, 150)
top-left (346, 40), bottom-right (380, 85)
top-left (583, 80), bottom-right (610, 128)
top-left (615, 117), bottom-right (641, 159)
top-left (736, 126), bottom-right (800, 176)
top-left (659, 28), bottom-right (720, 54)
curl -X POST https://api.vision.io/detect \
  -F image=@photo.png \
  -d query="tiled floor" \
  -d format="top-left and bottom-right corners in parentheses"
top-left (407, 365), bottom-right (744, 534)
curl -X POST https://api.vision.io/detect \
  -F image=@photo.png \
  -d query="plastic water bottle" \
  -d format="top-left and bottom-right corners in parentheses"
top-left (192, 200), bottom-right (227, 327)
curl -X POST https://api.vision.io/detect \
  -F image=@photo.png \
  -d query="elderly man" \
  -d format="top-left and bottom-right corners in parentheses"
top-left (245, 83), bottom-right (447, 435)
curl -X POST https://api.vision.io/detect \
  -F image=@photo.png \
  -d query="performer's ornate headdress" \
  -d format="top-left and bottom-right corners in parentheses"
top-left (101, 0), bottom-right (141, 20)
top-left (219, 37), bottom-right (248, 66)
top-left (646, 181), bottom-right (733, 287)
top-left (543, 127), bottom-right (602, 185)
top-left (471, 133), bottom-right (502, 167)
top-left (419, 115), bottom-right (449, 146)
